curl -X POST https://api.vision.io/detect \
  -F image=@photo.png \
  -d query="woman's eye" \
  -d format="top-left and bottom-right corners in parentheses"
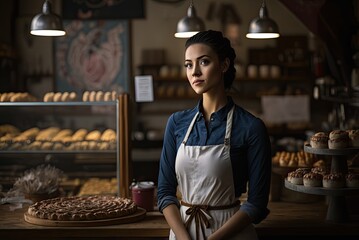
top-left (200, 59), bottom-right (209, 65)
top-left (184, 63), bottom-right (192, 69)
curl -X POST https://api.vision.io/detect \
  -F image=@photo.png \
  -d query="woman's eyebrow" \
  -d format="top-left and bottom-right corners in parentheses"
top-left (185, 55), bottom-right (210, 62)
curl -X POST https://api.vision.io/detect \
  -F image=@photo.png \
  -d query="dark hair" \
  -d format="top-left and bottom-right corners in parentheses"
top-left (185, 30), bottom-right (236, 89)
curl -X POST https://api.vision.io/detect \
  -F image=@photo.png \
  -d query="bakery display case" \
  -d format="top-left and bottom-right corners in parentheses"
top-left (285, 145), bottom-right (359, 222)
top-left (0, 93), bottom-right (131, 198)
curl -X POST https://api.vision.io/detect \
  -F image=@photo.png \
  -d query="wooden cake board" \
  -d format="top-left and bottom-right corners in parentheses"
top-left (24, 208), bottom-right (146, 227)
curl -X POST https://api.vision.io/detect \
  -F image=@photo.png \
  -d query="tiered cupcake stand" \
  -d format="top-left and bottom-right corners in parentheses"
top-left (285, 145), bottom-right (359, 222)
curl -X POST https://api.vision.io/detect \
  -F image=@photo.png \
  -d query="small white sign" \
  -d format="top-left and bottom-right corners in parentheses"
top-left (261, 95), bottom-right (310, 124)
top-left (134, 75), bottom-right (154, 102)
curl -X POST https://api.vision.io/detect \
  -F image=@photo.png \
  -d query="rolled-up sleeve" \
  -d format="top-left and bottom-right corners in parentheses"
top-left (241, 118), bottom-right (271, 223)
top-left (157, 114), bottom-right (180, 212)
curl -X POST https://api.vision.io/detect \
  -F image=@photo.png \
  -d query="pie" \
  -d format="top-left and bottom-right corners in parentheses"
top-left (27, 195), bottom-right (137, 221)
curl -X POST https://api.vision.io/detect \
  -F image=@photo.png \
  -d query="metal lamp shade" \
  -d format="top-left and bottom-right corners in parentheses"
top-left (30, 0), bottom-right (66, 37)
top-left (246, 1), bottom-right (279, 39)
top-left (174, 4), bottom-right (205, 38)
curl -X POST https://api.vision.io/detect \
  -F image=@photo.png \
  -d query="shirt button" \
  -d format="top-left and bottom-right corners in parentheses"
top-left (210, 118), bottom-right (214, 121)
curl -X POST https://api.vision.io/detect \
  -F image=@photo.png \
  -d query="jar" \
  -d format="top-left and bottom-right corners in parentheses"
top-left (130, 181), bottom-right (155, 211)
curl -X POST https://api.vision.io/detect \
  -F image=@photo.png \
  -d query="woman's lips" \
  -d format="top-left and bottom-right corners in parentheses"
top-left (193, 79), bottom-right (204, 85)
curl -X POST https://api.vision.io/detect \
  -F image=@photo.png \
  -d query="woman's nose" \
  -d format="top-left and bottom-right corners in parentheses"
top-left (192, 64), bottom-right (201, 76)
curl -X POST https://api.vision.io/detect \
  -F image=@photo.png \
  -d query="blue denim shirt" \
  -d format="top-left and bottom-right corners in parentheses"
top-left (157, 97), bottom-right (271, 224)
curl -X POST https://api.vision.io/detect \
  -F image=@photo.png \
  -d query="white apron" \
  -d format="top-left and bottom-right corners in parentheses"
top-left (171, 106), bottom-right (257, 240)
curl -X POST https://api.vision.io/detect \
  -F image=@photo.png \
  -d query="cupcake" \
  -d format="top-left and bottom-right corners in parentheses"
top-left (323, 173), bottom-right (345, 188)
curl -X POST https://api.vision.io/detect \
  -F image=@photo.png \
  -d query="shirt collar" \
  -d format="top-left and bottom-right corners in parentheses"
top-left (195, 96), bottom-right (235, 122)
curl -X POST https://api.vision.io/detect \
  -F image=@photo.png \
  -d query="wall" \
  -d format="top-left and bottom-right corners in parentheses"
top-left (6, 0), bottom-right (311, 85)
top-left (131, 0), bottom-right (310, 71)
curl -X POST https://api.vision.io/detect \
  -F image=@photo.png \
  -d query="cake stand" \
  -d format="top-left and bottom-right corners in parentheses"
top-left (285, 145), bottom-right (359, 222)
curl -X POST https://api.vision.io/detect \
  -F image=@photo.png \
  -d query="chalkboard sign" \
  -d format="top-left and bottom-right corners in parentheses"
top-left (62, 0), bottom-right (145, 19)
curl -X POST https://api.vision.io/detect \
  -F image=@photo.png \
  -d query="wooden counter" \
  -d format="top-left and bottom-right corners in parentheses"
top-left (1, 201), bottom-right (359, 239)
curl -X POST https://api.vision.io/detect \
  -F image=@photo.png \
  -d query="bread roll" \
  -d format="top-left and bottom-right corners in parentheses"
top-left (36, 127), bottom-right (61, 141)
top-left (85, 130), bottom-right (101, 141)
top-left (111, 91), bottom-right (117, 101)
top-left (69, 92), bottom-right (77, 101)
top-left (96, 91), bottom-right (104, 101)
top-left (52, 129), bottom-right (73, 141)
top-left (72, 129), bottom-right (88, 141)
top-left (13, 127), bottom-right (40, 141)
top-left (61, 92), bottom-right (69, 102)
top-left (104, 92), bottom-right (112, 101)
top-left (44, 92), bottom-right (55, 102)
top-left (89, 91), bottom-right (96, 102)
top-left (82, 91), bottom-right (90, 101)
top-left (53, 92), bottom-right (62, 102)
top-left (100, 129), bottom-right (116, 141)
top-left (0, 124), bottom-right (20, 135)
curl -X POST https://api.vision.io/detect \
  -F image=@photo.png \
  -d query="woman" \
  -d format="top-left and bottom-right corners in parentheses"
top-left (157, 30), bottom-right (271, 240)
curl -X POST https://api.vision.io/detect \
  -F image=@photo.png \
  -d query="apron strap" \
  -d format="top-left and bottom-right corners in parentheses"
top-left (182, 112), bottom-right (200, 144)
top-left (181, 200), bottom-right (240, 239)
top-left (224, 106), bottom-right (235, 146)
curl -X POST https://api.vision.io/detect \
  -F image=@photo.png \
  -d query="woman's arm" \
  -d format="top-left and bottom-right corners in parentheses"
top-left (208, 209), bottom-right (252, 240)
top-left (163, 204), bottom-right (191, 240)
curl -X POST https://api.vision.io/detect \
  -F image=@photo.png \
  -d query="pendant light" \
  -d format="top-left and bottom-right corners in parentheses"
top-left (30, 0), bottom-right (66, 37)
top-left (246, 0), bottom-right (279, 39)
top-left (174, 0), bottom-right (205, 38)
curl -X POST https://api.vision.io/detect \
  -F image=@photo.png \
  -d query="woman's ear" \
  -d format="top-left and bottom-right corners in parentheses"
top-left (222, 58), bottom-right (230, 73)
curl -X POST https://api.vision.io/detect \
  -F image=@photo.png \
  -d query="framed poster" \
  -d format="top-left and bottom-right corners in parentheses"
top-left (62, 0), bottom-right (145, 19)
top-left (54, 20), bottom-right (130, 93)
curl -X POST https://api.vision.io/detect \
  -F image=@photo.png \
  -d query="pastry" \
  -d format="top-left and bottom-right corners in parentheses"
top-left (85, 130), bottom-right (101, 141)
top-left (287, 168), bottom-right (310, 185)
top-left (89, 91), bottom-right (96, 102)
top-left (82, 91), bottom-right (90, 101)
top-left (346, 172), bottom-right (359, 188)
top-left (100, 129), bottom-right (116, 141)
top-left (303, 172), bottom-right (323, 187)
top-left (72, 129), bottom-right (88, 141)
top-left (310, 132), bottom-right (328, 149)
top-left (52, 129), bottom-right (73, 141)
top-left (111, 91), bottom-right (118, 101)
top-left (61, 92), bottom-right (69, 102)
top-left (104, 92), bottom-right (112, 101)
top-left (328, 130), bottom-right (350, 149)
top-left (96, 91), bottom-right (104, 101)
top-left (348, 129), bottom-right (359, 147)
top-left (69, 92), bottom-right (77, 101)
top-left (311, 166), bottom-right (328, 176)
top-left (323, 173), bottom-right (345, 188)
top-left (53, 92), bottom-right (62, 102)
top-left (27, 195), bottom-right (137, 221)
top-left (36, 127), bottom-right (61, 141)
top-left (44, 92), bottom-right (54, 102)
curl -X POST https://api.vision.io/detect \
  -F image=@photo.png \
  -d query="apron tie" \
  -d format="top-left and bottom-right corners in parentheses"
top-left (181, 200), bottom-right (240, 239)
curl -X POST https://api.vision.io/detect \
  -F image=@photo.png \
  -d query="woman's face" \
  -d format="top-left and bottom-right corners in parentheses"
top-left (184, 43), bottom-right (225, 95)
